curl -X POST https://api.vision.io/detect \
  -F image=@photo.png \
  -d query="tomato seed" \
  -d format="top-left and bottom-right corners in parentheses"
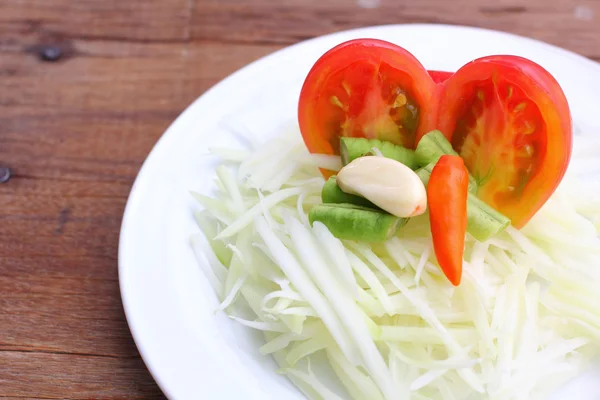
top-left (393, 93), bottom-right (407, 108)
top-left (522, 120), bottom-right (536, 134)
top-left (342, 82), bottom-right (351, 96)
top-left (330, 96), bottom-right (346, 111)
top-left (514, 102), bottom-right (527, 112)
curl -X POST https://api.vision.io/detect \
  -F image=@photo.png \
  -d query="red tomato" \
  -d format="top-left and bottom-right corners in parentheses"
top-left (428, 70), bottom-right (452, 84)
top-left (298, 39), bottom-right (437, 163)
top-left (437, 56), bottom-right (572, 228)
top-left (299, 41), bottom-right (572, 228)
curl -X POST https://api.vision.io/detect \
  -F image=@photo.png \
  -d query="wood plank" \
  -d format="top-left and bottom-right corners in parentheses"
top-left (0, 176), bottom-right (132, 199)
top-left (0, 0), bottom-right (192, 41)
top-left (0, 270), bottom-right (135, 356)
top-left (192, 0), bottom-right (600, 59)
top-left (0, 351), bottom-right (165, 399)
top-left (0, 255), bottom-right (118, 280)
top-left (0, 47), bottom-right (260, 113)
top-left (0, 308), bottom-right (136, 357)
top-left (0, 34), bottom-right (279, 111)
top-left (0, 204), bottom-right (122, 259)
top-left (0, 311), bottom-right (136, 357)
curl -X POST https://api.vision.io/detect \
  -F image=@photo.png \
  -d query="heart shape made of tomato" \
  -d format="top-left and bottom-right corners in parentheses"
top-left (298, 39), bottom-right (572, 228)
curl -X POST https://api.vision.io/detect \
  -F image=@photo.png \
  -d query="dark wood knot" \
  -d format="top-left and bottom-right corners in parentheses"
top-left (39, 45), bottom-right (63, 62)
top-left (0, 167), bottom-right (11, 183)
top-left (26, 40), bottom-right (75, 63)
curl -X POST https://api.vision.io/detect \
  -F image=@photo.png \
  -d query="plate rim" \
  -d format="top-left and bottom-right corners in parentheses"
top-left (118, 23), bottom-right (600, 399)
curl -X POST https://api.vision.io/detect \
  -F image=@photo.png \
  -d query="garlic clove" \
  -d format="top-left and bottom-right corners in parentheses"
top-left (337, 156), bottom-right (427, 218)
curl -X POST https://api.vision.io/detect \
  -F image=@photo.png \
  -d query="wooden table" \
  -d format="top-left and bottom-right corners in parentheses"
top-left (1, 0), bottom-right (598, 398)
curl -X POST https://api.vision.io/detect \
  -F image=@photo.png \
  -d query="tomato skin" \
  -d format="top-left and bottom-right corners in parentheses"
top-left (428, 70), bottom-right (453, 84)
top-left (298, 39), bottom-right (437, 162)
top-left (436, 56), bottom-right (572, 228)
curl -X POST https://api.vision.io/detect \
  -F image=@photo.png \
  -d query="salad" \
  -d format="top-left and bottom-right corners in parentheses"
top-left (190, 39), bottom-right (600, 399)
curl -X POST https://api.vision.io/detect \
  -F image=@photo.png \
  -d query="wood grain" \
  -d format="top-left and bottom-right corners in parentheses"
top-left (192, 0), bottom-right (600, 60)
top-left (0, 0), bottom-right (193, 42)
top-left (0, 0), bottom-right (598, 398)
top-left (0, 351), bottom-right (164, 399)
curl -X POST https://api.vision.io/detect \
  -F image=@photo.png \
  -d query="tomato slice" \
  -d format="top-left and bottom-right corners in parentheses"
top-left (298, 39), bottom-right (437, 162)
top-left (437, 56), bottom-right (572, 228)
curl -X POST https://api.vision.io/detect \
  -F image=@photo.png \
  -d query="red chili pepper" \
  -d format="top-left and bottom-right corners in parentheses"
top-left (428, 155), bottom-right (469, 286)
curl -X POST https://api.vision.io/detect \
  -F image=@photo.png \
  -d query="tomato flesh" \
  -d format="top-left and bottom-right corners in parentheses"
top-left (319, 60), bottom-right (421, 150)
top-left (452, 80), bottom-right (545, 199)
top-left (298, 39), bottom-right (437, 160)
top-left (438, 56), bottom-right (571, 227)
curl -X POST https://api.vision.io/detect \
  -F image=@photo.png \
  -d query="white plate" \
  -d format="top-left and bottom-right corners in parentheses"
top-left (119, 24), bottom-right (600, 399)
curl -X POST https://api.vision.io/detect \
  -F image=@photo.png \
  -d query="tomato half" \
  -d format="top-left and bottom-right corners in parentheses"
top-left (298, 39), bottom-right (437, 161)
top-left (437, 56), bottom-right (572, 228)
top-left (299, 40), bottom-right (572, 228)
